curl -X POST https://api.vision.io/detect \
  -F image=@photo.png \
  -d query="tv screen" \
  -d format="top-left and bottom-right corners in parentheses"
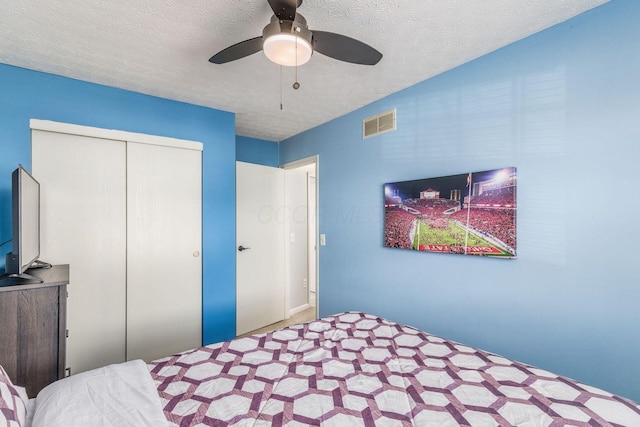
top-left (2, 165), bottom-right (44, 282)
top-left (16, 165), bottom-right (40, 270)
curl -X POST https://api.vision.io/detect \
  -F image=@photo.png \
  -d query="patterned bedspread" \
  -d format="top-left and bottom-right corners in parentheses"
top-left (149, 312), bottom-right (640, 426)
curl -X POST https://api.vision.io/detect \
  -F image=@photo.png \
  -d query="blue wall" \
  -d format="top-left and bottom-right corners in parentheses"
top-left (0, 64), bottom-right (237, 344)
top-left (280, 1), bottom-right (640, 401)
top-left (236, 135), bottom-right (279, 166)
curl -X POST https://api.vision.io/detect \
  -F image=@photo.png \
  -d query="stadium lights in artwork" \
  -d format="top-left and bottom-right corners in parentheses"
top-left (384, 167), bottom-right (517, 258)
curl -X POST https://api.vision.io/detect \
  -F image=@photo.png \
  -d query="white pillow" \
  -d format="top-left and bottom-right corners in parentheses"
top-left (31, 360), bottom-right (169, 427)
top-left (0, 365), bottom-right (28, 427)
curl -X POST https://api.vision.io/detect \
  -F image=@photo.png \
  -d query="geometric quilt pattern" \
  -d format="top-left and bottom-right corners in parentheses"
top-left (149, 312), bottom-right (640, 426)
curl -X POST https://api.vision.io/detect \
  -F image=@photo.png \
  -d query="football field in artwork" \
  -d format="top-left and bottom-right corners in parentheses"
top-left (412, 219), bottom-right (514, 257)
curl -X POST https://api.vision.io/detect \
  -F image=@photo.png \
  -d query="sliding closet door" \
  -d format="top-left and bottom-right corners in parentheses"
top-left (126, 141), bottom-right (202, 362)
top-left (32, 130), bottom-right (127, 375)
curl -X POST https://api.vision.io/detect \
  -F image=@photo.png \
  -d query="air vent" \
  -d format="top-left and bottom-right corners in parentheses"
top-left (363, 109), bottom-right (396, 139)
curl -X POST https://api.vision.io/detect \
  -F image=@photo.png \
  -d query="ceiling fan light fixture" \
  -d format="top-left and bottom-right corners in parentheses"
top-left (263, 33), bottom-right (312, 67)
top-left (209, 4), bottom-right (382, 67)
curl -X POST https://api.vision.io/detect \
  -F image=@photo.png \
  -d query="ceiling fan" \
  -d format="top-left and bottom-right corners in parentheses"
top-left (209, 0), bottom-right (383, 67)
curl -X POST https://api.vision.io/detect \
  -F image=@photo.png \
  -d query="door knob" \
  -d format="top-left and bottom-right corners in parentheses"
top-left (238, 245), bottom-right (251, 252)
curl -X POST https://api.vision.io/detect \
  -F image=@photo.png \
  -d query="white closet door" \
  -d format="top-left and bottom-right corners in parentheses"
top-left (32, 130), bottom-right (127, 375)
top-left (126, 141), bottom-right (202, 362)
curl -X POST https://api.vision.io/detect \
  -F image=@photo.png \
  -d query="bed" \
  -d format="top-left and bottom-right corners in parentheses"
top-left (2, 312), bottom-right (639, 426)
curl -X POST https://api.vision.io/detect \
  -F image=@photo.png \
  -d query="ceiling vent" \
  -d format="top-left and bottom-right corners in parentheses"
top-left (363, 109), bottom-right (396, 139)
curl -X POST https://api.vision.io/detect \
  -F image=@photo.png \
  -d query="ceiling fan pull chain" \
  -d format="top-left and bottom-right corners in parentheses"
top-left (293, 32), bottom-right (300, 90)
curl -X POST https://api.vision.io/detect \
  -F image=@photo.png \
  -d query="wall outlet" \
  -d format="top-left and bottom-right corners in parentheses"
top-left (303, 279), bottom-right (308, 288)
top-left (320, 234), bottom-right (326, 246)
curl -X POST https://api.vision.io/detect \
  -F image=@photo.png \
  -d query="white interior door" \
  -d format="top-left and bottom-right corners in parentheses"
top-left (126, 141), bottom-right (202, 361)
top-left (32, 130), bottom-right (127, 375)
top-left (236, 162), bottom-right (285, 335)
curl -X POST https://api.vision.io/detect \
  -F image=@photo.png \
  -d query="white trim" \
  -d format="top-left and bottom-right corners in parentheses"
top-left (280, 155), bottom-right (318, 170)
top-left (289, 303), bottom-right (310, 317)
top-left (282, 166), bottom-right (290, 321)
top-left (30, 119), bottom-right (203, 151)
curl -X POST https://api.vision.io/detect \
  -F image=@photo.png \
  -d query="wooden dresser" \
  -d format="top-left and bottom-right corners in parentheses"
top-left (0, 264), bottom-right (68, 397)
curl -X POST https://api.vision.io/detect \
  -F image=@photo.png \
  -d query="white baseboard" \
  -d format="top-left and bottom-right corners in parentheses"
top-left (289, 303), bottom-right (310, 317)
top-left (309, 290), bottom-right (316, 307)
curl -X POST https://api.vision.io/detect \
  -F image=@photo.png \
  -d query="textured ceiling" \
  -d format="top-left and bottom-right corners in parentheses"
top-left (0, 0), bottom-right (607, 142)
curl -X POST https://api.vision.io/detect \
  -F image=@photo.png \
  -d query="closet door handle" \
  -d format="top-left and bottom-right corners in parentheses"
top-left (238, 245), bottom-right (251, 252)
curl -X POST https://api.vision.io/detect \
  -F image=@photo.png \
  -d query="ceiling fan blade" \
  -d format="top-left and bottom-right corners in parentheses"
top-left (267, 0), bottom-right (298, 21)
top-left (209, 37), bottom-right (263, 64)
top-left (312, 31), bottom-right (382, 65)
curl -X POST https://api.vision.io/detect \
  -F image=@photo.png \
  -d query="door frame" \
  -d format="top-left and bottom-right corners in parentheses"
top-left (30, 119), bottom-right (202, 151)
top-left (281, 155), bottom-right (319, 319)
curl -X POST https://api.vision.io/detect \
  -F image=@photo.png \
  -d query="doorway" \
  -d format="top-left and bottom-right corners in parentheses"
top-left (283, 157), bottom-right (318, 321)
top-left (235, 156), bottom-right (318, 336)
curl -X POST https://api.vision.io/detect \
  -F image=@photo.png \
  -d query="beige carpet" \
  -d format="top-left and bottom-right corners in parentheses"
top-left (238, 307), bottom-right (316, 337)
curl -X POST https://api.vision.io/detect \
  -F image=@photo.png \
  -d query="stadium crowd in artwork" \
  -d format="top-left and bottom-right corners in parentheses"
top-left (384, 167), bottom-right (517, 258)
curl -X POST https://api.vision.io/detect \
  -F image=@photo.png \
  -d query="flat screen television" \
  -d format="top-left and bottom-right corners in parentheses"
top-left (1, 165), bottom-right (50, 283)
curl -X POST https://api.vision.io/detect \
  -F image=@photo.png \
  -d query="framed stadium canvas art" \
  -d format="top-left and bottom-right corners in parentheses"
top-left (384, 167), bottom-right (517, 258)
